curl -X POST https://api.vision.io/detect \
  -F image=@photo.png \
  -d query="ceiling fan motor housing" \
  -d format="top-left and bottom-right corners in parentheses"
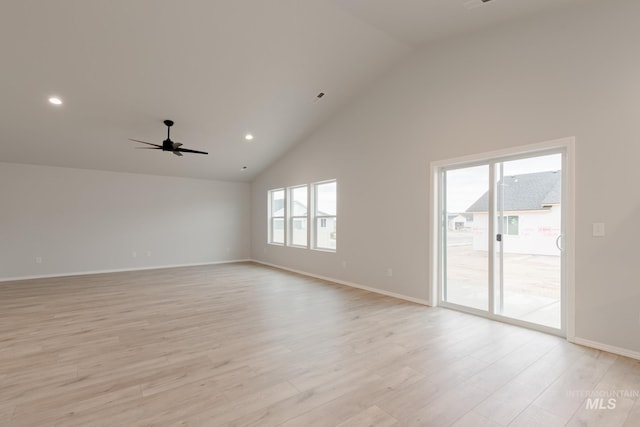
top-left (129, 119), bottom-right (208, 155)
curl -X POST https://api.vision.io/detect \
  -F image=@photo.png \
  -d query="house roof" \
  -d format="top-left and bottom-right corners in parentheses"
top-left (466, 170), bottom-right (561, 213)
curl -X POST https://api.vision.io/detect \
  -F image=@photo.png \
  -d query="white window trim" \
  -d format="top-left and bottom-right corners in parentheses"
top-left (288, 184), bottom-right (309, 248)
top-left (268, 188), bottom-right (285, 246)
top-left (268, 179), bottom-right (337, 252)
top-left (429, 137), bottom-right (575, 339)
top-left (312, 179), bottom-right (337, 252)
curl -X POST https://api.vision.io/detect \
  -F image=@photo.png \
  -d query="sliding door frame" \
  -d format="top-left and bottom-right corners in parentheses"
top-left (429, 137), bottom-right (575, 338)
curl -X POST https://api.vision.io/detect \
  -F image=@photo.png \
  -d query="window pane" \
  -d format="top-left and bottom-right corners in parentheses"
top-left (271, 190), bottom-right (284, 217)
top-left (316, 181), bottom-right (336, 216)
top-left (291, 218), bottom-right (307, 246)
top-left (499, 153), bottom-right (562, 329)
top-left (444, 165), bottom-right (489, 311)
top-left (316, 217), bottom-right (336, 250)
top-left (272, 218), bottom-right (284, 244)
top-left (508, 216), bottom-right (519, 235)
top-left (291, 186), bottom-right (307, 216)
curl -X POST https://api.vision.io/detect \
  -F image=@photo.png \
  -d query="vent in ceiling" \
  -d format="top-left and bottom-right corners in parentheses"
top-left (464, 0), bottom-right (495, 10)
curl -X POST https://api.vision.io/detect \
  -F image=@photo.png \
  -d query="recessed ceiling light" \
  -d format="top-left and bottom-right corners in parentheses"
top-left (245, 134), bottom-right (254, 141)
top-left (48, 96), bottom-right (63, 105)
top-left (241, 166), bottom-right (248, 171)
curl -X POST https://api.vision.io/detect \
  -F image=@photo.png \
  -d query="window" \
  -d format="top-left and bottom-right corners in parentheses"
top-left (289, 185), bottom-right (308, 247)
top-left (268, 189), bottom-right (285, 245)
top-left (313, 180), bottom-right (337, 251)
top-left (268, 180), bottom-right (337, 251)
top-left (503, 215), bottom-right (519, 235)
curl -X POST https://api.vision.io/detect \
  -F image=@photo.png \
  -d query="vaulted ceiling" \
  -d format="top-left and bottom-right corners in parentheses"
top-left (1, 0), bottom-right (577, 181)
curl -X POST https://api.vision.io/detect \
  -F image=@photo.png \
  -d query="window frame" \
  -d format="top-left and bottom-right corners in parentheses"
top-left (312, 179), bottom-right (337, 252)
top-left (287, 184), bottom-right (309, 248)
top-left (268, 188), bottom-right (286, 246)
top-left (503, 215), bottom-right (520, 236)
top-left (267, 179), bottom-right (337, 251)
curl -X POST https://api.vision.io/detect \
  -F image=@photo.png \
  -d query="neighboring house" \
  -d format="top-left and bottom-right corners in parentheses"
top-left (272, 200), bottom-right (336, 247)
top-left (466, 171), bottom-right (561, 256)
top-left (447, 213), bottom-right (473, 231)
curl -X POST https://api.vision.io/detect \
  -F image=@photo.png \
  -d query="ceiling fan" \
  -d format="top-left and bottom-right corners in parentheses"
top-left (130, 120), bottom-right (208, 156)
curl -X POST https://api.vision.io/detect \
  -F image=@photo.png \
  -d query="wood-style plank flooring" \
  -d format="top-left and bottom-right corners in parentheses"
top-left (1, 262), bottom-right (638, 426)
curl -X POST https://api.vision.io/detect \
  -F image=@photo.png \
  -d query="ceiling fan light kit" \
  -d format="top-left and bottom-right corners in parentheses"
top-left (129, 120), bottom-right (208, 156)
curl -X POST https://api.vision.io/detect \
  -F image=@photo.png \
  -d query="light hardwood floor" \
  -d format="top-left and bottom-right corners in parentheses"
top-left (1, 262), bottom-right (638, 426)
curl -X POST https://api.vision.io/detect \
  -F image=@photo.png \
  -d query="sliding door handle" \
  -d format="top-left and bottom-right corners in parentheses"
top-left (555, 234), bottom-right (564, 251)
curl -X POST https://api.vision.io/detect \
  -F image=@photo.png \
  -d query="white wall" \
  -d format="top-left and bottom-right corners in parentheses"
top-left (251, 0), bottom-right (640, 354)
top-left (0, 162), bottom-right (250, 279)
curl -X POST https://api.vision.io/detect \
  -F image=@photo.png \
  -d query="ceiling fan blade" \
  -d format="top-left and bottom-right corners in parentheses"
top-left (129, 139), bottom-right (163, 148)
top-left (176, 147), bottom-right (208, 155)
top-left (130, 121), bottom-right (206, 156)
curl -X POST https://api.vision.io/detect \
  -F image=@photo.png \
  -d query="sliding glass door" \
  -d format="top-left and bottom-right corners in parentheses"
top-left (496, 154), bottom-right (563, 329)
top-left (440, 150), bottom-right (566, 333)
top-left (442, 165), bottom-right (490, 311)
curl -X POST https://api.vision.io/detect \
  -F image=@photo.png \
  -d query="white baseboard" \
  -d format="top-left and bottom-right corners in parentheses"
top-left (569, 336), bottom-right (640, 361)
top-left (0, 259), bottom-right (252, 283)
top-left (251, 259), bottom-right (430, 306)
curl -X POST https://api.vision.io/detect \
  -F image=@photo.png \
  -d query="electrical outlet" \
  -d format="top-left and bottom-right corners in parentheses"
top-left (386, 268), bottom-right (393, 277)
top-left (593, 223), bottom-right (605, 237)
top-left (146, 251), bottom-right (151, 257)
top-left (132, 251), bottom-right (137, 258)
top-left (35, 257), bottom-right (43, 264)
top-left (342, 260), bottom-right (347, 269)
